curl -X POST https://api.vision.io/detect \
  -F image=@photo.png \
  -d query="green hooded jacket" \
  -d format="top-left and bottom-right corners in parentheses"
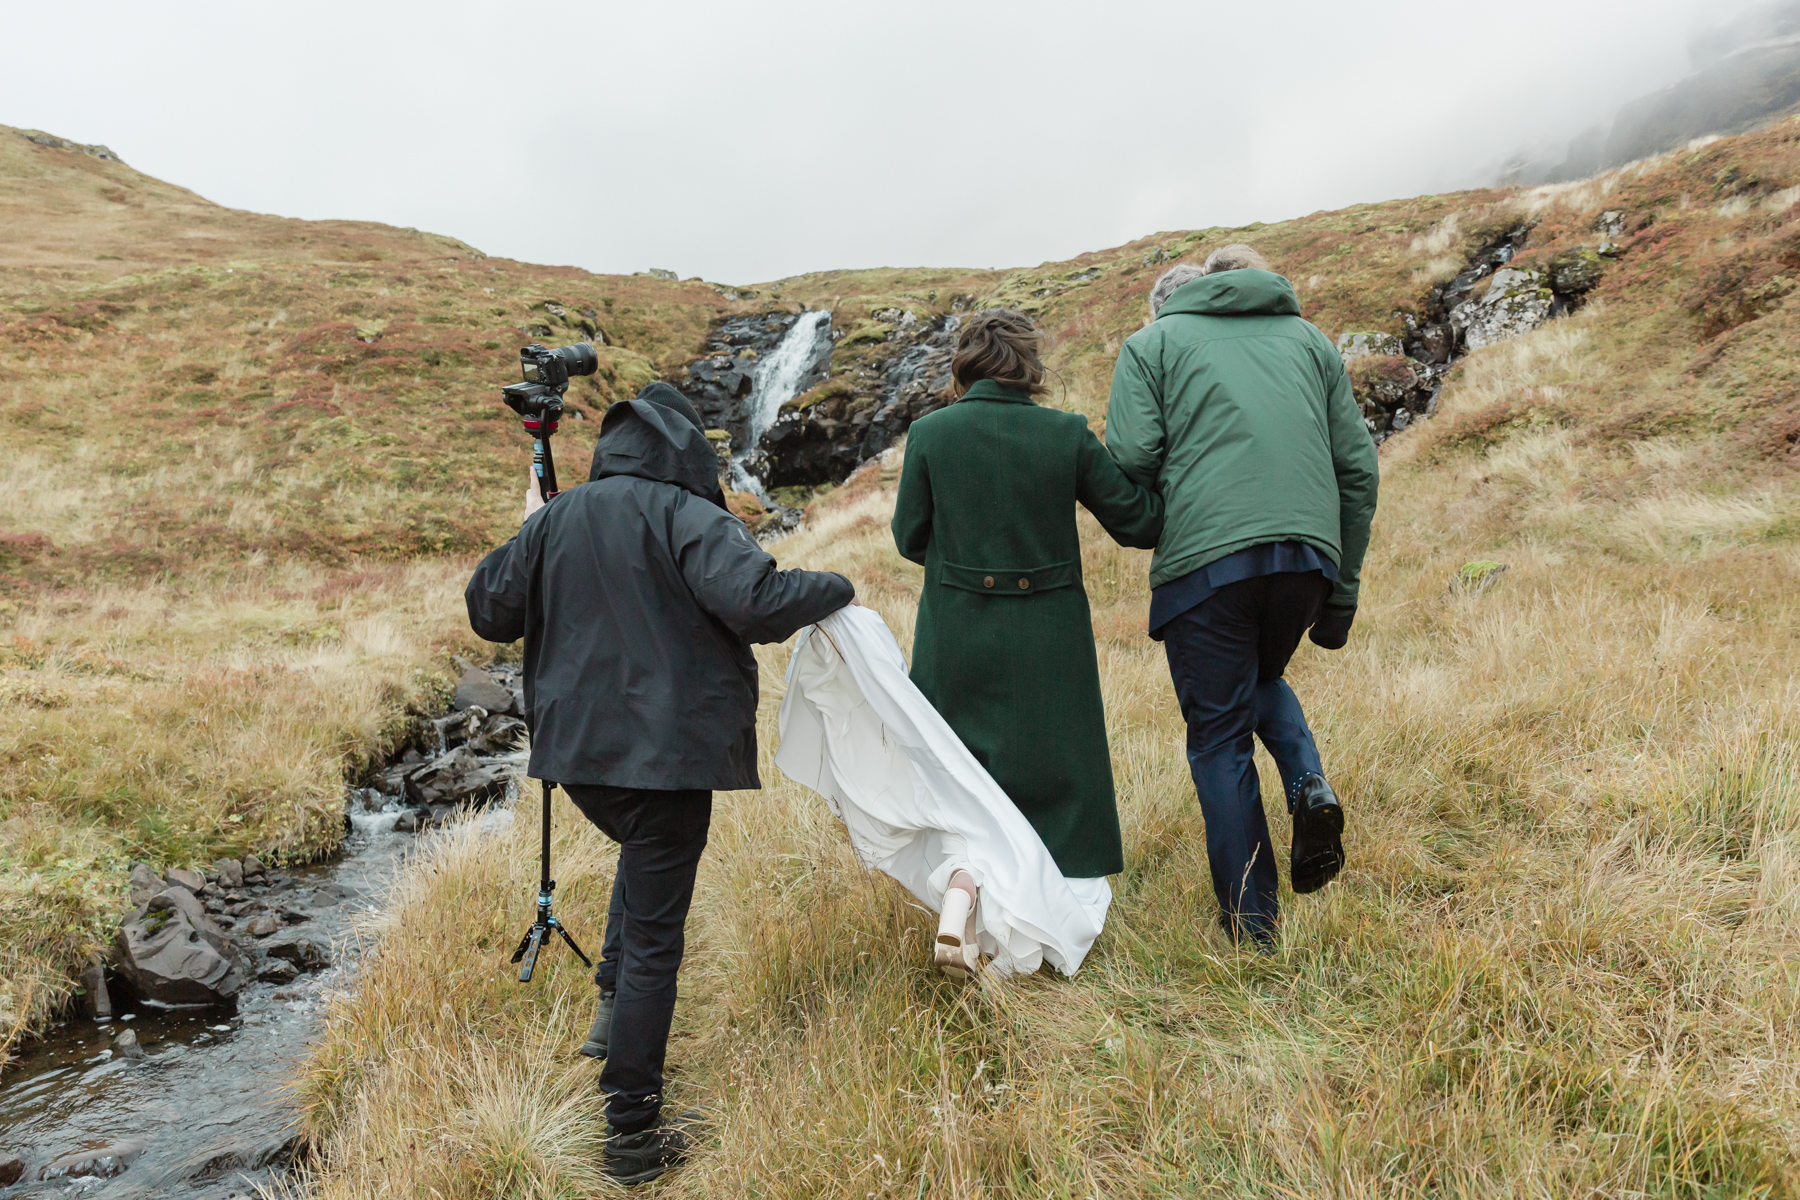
top-left (1104, 269), bottom-right (1379, 606)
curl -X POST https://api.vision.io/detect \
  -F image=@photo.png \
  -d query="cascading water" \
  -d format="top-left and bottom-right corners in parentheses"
top-left (729, 309), bottom-right (831, 497)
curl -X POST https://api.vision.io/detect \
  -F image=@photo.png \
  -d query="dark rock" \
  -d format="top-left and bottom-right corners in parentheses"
top-left (452, 666), bottom-right (515, 715)
top-left (1548, 248), bottom-right (1604, 296)
top-left (257, 959), bottom-right (299, 984)
top-left (404, 744), bottom-right (509, 807)
top-left (280, 906), bottom-right (312, 925)
top-left (38, 1138), bottom-right (144, 1180)
top-left (203, 896), bottom-right (227, 914)
top-left (114, 890), bottom-right (247, 1004)
top-left (128, 862), bottom-right (162, 908)
top-left (466, 713), bottom-right (527, 756)
top-left (241, 854), bottom-right (266, 879)
top-left (678, 313), bottom-right (824, 450)
top-left (227, 900), bottom-right (257, 917)
top-left (0, 1159), bottom-right (21, 1187)
top-left (393, 810), bottom-right (420, 834)
top-left (112, 1028), bottom-right (146, 1061)
top-left (264, 934), bottom-right (331, 972)
top-left (165, 866), bottom-right (207, 894)
top-left (79, 963), bottom-right (112, 1019)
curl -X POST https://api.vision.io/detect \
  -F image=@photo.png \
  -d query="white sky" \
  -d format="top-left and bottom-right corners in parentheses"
top-left (1, 0), bottom-right (1738, 283)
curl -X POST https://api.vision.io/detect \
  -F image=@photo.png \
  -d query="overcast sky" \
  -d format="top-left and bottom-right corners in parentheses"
top-left (1, 0), bottom-right (1740, 283)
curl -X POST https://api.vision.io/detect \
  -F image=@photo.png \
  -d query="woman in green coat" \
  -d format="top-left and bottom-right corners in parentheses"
top-left (892, 309), bottom-right (1163, 972)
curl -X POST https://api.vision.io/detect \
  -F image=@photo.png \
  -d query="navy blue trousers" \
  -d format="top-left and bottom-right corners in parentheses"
top-left (563, 785), bottom-right (711, 1134)
top-left (1161, 572), bottom-right (1330, 939)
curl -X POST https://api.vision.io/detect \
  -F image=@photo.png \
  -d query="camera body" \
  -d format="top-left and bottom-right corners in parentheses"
top-left (501, 342), bottom-right (597, 500)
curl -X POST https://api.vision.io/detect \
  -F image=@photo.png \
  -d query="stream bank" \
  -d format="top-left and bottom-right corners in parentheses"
top-left (0, 663), bottom-right (529, 1200)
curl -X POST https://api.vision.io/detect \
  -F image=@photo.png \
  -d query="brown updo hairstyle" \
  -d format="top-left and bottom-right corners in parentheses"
top-left (950, 308), bottom-right (1049, 397)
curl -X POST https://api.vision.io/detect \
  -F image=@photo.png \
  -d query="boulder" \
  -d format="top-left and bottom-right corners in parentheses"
top-left (248, 915), bottom-right (279, 937)
top-left (127, 862), bottom-right (162, 908)
top-left (1450, 268), bottom-right (1554, 351)
top-left (392, 810), bottom-right (420, 834)
top-left (1336, 331), bottom-right (1406, 361)
top-left (264, 933), bottom-right (331, 972)
top-left (1548, 248), bottom-right (1605, 295)
top-left (451, 666), bottom-right (516, 716)
top-left (241, 854), bottom-right (267, 879)
top-left (164, 867), bottom-right (207, 894)
top-left (466, 713), bottom-right (528, 756)
top-left (212, 858), bottom-right (245, 889)
top-left (0, 1159), bottom-right (22, 1187)
top-left (111, 1028), bottom-right (145, 1061)
top-left (114, 890), bottom-right (247, 1004)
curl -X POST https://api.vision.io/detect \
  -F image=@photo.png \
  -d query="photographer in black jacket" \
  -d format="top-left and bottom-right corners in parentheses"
top-left (466, 382), bottom-right (853, 1185)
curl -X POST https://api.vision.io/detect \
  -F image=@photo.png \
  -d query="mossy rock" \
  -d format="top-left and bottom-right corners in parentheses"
top-left (783, 379), bottom-right (857, 415)
top-left (1548, 249), bottom-right (1605, 294)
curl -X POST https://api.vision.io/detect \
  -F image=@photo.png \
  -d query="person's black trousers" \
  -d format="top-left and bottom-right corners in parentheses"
top-left (561, 784), bottom-right (712, 1134)
top-left (1161, 571), bottom-right (1331, 940)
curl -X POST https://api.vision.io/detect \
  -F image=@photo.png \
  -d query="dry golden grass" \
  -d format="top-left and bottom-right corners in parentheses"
top-left (295, 305), bottom-right (1800, 1194)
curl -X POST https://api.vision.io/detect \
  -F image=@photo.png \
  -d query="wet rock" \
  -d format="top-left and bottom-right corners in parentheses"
top-left (264, 933), bottom-right (331, 972)
top-left (248, 915), bottom-right (279, 937)
top-left (241, 854), bottom-right (266, 879)
top-left (452, 666), bottom-right (515, 716)
top-left (128, 862), bottom-right (162, 907)
top-left (314, 882), bottom-right (351, 903)
top-left (0, 1159), bottom-right (21, 1187)
top-left (678, 312), bottom-right (823, 448)
top-left (115, 889), bottom-right (247, 1004)
top-left (1410, 323), bottom-right (1455, 364)
top-left (112, 1028), bottom-right (146, 1061)
top-left (165, 866), bottom-right (207, 893)
top-left (79, 963), bottom-right (112, 1020)
top-left (280, 906), bottom-right (312, 924)
top-left (38, 1138), bottom-right (144, 1180)
top-left (466, 713), bottom-right (527, 756)
top-left (257, 959), bottom-right (299, 985)
top-left (393, 810), bottom-right (420, 834)
top-left (1451, 268), bottom-right (1553, 351)
top-left (212, 858), bottom-right (245, 889)
top-left (404, 744), bottom-right (509, 807)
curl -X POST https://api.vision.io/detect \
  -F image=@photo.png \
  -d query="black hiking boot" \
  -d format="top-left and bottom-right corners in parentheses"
top-left (602, 1109), bottom-right (701, 1186)
top-left (579, 988), bottom-right (614, 1059)
top-left (1289, 773), bottom-right (1345, 894)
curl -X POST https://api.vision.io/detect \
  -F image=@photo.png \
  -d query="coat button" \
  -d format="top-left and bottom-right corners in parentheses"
top-left (1018, 578), bottom-right (1030, 589)
top-left (983, 576), bottom-right (994, 588)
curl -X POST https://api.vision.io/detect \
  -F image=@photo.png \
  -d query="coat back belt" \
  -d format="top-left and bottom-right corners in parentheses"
top-left (939, 559), bottom-right (1076, 596)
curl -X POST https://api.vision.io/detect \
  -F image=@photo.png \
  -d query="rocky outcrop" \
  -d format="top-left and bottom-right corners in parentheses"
top-left (1342, 222), bottom-right (1605, 441)
top-left (678, 312), bottom-right (823, 453)
top-left (758, 313), bottom-right (960, 488)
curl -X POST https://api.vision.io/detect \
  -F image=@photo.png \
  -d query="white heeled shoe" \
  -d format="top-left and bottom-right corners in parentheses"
top-left (934, 883), bottom-right (982, 979)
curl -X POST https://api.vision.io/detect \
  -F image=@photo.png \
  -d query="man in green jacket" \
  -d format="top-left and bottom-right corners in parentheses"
top-left (1105, 243), bottom-right (1379, 950)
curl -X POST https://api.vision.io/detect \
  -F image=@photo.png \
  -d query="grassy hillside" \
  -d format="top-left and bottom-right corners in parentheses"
top-left (4, 115), bottom-right (1800, 1194)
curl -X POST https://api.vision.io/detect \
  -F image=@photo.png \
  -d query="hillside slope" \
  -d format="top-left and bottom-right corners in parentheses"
top-left (4, 117), bottom-right (1800, 1194)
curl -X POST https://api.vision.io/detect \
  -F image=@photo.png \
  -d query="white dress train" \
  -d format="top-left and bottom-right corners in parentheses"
top-left (774, 606), bottom-right (1111, 977)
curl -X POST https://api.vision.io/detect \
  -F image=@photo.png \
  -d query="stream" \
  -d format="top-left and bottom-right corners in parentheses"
top-left (0, 670), bottom-right (528, 1199)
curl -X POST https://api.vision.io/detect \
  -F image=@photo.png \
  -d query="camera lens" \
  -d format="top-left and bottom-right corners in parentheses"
top-left (554, 343), bottom-right (598, 378)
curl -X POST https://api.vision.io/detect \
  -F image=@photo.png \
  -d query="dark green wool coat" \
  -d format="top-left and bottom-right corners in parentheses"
top-left (892, 380), bottom-right (1164, 877)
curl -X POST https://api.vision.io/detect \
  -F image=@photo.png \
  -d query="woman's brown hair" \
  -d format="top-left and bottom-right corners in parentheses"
top-left (950, 308), bottom-right (1049, 397)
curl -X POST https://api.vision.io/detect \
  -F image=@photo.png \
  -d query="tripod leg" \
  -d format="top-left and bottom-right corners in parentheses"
top-left (554, 922), bottom-right (593, 969)
top-left (517, 924), bottom-right (547, 983)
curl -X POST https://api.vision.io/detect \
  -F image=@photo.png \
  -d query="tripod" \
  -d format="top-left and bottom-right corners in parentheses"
top-left (510, 779), bottom-right (593, 983)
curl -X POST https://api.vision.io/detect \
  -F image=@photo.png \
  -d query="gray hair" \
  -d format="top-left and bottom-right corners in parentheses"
top-left (1202, 243), bottom-right (1272, 274)
top-left (1149, 263), bottom-right (1206, 317)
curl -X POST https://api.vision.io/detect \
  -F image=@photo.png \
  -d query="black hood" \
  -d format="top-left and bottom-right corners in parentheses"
top-left (589, 382), bottom-right (728, 509)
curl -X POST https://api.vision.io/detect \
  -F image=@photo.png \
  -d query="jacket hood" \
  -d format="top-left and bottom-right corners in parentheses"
top-left (589, 382), bottom-right (728, 509)
top-left (1156, 269), bottom-right (1301, 319)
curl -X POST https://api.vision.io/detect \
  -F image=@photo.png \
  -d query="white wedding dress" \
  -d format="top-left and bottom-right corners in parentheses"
top-left (775, 606), bottom-right (1110, 977)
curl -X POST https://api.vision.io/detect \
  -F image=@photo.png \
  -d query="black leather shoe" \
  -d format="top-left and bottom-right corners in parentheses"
top-left (579, 988), bottom-right (614, 1059)
top-left (1289, 773), bottom-right (1345, 894)
top-left (602, 1109), bottom-right (701, 1186)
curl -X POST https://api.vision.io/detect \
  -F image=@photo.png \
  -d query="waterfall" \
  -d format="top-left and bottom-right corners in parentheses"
top-left (730, 309), bottom-right (831, 496)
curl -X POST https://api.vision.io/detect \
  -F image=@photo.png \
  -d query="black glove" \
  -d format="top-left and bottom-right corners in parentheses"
top-left (1308, 604), bottom-right (1356, 650)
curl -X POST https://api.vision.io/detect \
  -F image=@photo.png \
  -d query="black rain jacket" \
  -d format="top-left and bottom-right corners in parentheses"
top-left (465, 382), bottom-right (853, 790)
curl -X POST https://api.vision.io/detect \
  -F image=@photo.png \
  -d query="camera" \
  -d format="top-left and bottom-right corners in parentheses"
top-left (501, 342), bottom-right (597, 500)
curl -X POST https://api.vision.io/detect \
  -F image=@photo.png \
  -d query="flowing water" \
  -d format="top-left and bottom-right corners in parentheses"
top-left (0, 778), bottom-right (521, 1198)
top-left (728, 309), bottom-right (832, 497)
